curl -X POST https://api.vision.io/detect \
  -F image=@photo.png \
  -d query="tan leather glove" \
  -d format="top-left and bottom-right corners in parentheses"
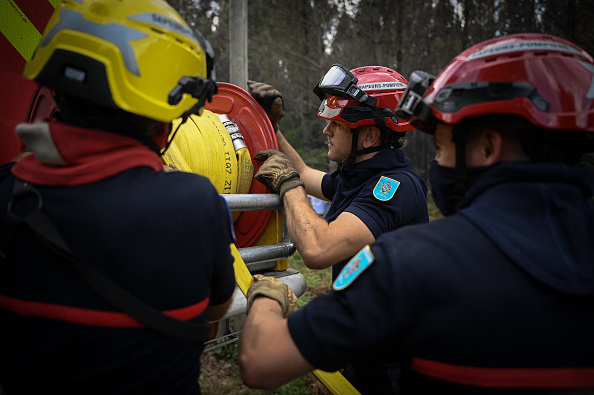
top-left (246, 274), bottom-right (298, 317)
top-left (253, 149), bottom-right (304, 199)
top-left (247, 80), bottom-right (285, 131)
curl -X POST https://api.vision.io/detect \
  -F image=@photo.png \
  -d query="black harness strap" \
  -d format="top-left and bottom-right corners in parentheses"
top-left (0, 179), bottom-right (210, 345)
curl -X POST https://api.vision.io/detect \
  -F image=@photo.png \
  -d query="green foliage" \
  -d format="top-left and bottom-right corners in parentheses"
top-left (281, 115), bottom-right (330, 172)
top-left (214, 342), bottom-right (239, 361)
top-left (288, 252), bottom-right (332, 308)
top-left (427, 191), bottom-right (443, 222)
top-left (302, 147), bottom-right (329, 173)
top-left (279, 116), bottom-right (303, 152)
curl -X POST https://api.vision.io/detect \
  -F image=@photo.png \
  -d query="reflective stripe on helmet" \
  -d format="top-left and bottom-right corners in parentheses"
top-left (358, 81), bottom-right (407, 91)
top-left (41, 8), bottom-right (147, 76)
top-left (468, 40), bottom-right (586, 60)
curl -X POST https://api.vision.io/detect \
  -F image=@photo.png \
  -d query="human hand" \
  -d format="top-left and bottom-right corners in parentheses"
top-left (246, 274), bottom-right (298, 317)
top-left (253, 149), bottom-right (304, 199)
top-left (247, 80), bottom-right (285, 131)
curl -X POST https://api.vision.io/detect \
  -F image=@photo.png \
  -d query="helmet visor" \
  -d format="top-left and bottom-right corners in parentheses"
top-left (320, 66), bottom-right (349, 88)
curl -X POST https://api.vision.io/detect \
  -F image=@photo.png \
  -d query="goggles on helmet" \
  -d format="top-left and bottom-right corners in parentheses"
top-left (313, 64), bottom-right (377, 107)
top-left (394, 70), bottom-right (435, 122)
top-left (396, 70), bottom-right (552, 126)
top-left (432, 81), bottom-right (550, 113)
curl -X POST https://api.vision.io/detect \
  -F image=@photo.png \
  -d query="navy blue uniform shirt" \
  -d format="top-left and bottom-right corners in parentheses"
top-left (0, 163), bottom-right (236, 395)
top-left (289, 161), bottom-right (594, 393)
top-left (321, 148), bottom-right (428, 279)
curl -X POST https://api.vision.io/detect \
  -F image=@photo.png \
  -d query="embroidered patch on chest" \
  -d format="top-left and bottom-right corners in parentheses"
top-left (333, 245), bottom-right (375, 291)
top-left (373, 176), bottom-right (400, 201)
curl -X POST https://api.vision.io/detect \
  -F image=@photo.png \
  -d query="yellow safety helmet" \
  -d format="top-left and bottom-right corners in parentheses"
top-left (24, 0), bottom-right (216, 123)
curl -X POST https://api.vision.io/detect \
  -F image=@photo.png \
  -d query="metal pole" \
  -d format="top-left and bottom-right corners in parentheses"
top-left (222, 194), bottom-right (283, 212)
top-left (221, 193), bottom-right (294, 271)
top-left (229, 0), bottom-right (248, 90)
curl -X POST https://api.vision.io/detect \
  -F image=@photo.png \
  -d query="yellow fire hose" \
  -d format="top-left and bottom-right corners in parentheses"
top-left (164, 111), bottom-right (241, 193)
top-left (162, 110), bottom-right (253, 222)
top-left (163, 109), bottom-right (359, 395)
top-left (313, 371), bottom-right (360, 394)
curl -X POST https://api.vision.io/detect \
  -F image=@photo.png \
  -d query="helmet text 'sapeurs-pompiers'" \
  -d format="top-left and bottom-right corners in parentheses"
top-left (314, 64), bottom-right (414, 174)
top-left (24, 0), bottom-right (217, 130)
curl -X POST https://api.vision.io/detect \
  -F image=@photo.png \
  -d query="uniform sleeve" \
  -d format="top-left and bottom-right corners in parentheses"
top-left (208, 194), bottom-right (236, 305)
top-left (346, 171), bottom-right (427, 238)
top-left (321, 173), bottom-right (336, 202)
top-left (287, 239), bottom-right (408, 371)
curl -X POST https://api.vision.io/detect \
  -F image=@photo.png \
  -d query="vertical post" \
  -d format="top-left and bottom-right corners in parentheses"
top-left (229, 0), bottom-right (248, 90)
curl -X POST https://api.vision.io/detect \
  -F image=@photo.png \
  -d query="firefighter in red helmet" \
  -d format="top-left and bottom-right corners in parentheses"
top-left (314, 65), bottom-right (416, 173)
top-left (239, 34), bottom-right (594, 393)
top-left (249, 65), bottom-right (428, 277)
top-left (247, 65), bottom-right (429, 393)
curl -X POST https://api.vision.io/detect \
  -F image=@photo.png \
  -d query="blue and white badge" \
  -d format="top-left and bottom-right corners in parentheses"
top-left (373, 176), bottom-right (400, 201)
top-left (333, 245), bottom-right (375, 291)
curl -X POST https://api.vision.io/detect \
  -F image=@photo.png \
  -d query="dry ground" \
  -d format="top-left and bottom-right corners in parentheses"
top-left (199, 350), bottom-right (331, 394)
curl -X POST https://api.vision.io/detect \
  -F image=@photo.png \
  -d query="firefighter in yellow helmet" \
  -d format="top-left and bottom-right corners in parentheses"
top-left (0, 1), bottom-right (235, 394)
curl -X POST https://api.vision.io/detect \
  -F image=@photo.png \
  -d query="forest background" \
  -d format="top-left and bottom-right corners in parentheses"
top-left (166, 0), bottom-right (593, 180)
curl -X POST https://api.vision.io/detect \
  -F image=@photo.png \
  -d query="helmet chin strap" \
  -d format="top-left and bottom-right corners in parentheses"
top-left (332, 105), bottom-right (402, 177)
top-left (161, 78), bottom-right (218, 156)
top-left (332, 127), bottom-right (390, 177)
top-left (160, 92), bottom-right (213, 156)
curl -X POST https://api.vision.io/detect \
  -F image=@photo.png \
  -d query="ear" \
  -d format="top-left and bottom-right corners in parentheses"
top-left (360, 126), bottom-right (382, 149)
top-left (476, 129), bottom-right (503, 166)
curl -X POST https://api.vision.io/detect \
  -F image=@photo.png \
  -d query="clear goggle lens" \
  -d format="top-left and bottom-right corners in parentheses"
top-left (319, 66), bottom-right (349, 87)
top-left (314, 64), bottom-right (376, 106)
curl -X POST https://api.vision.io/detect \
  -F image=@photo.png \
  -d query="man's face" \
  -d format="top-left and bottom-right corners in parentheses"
top-left (323, 120), bottom-right (354, 163)
top-left (434, 123), bottom-right (488, 168)
top-left (433, 123), bottom-right (457, 167)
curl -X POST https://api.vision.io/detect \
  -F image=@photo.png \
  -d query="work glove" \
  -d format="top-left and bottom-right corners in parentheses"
top-left (247, 80), bottom-right (285, 131)
top-left (253, 149), bottom-right (304, 199)
top-left (246, 274), bottom-right (298, 318)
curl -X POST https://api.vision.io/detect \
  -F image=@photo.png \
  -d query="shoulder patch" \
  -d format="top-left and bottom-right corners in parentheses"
top-left (373, 176), bottom-right (400, 201)
top-left (333, 245), bottom-right (375, 291)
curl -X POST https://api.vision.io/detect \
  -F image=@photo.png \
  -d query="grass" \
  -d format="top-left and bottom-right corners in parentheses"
top-left (290, 253), bottom-right (333, 309)
top-left (199, 348), bottom-right (328, 395)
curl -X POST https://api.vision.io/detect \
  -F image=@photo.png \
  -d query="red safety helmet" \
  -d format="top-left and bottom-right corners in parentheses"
top-left (396, 33), bottom-right (594, 134)
top-left (315, 65), bottom-right (414, 133)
